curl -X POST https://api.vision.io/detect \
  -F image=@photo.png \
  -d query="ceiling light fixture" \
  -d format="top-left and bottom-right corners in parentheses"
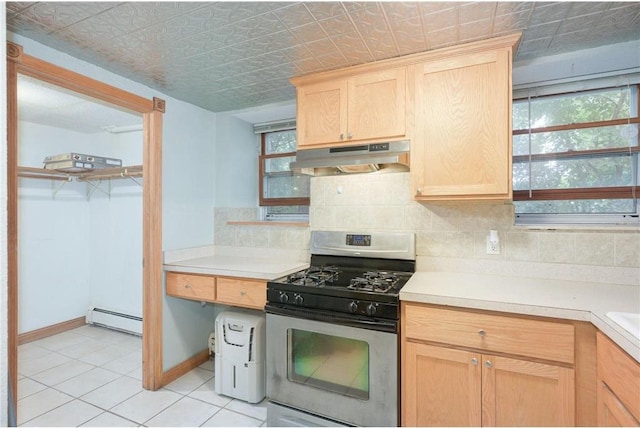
top-left (102, 124), bottom-right (143, 134)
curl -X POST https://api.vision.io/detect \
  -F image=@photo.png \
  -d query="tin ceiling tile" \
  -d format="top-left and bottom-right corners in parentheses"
top-left (6, 2), bottom-right (37, 19)
top-left (332, 32), bottom-right (373, 64)
top-left (516, 37), bottom-right (553, 57)
top-left (389, 17), bottom-right (427, 55)
top-left (495, 2), bottom-right (534, 16)
top-left (280, 44), bottom-right (316, 62)
top-left (303, 37), bottom-right (342, 58)
top-left (459, 18), bottom-right (493, 42)
top-left (419, 2), bottom-right (459, 16)
top-left (8, 1), bottom-right (640, 116)
top-left (521, 21), bottom-right (562, 41)
top-left (529, 2), bottom-right (573, 27)
top-left (276, 3), bottom-right (316, 29)
top-left (316, 51), bottom-right (349, 69)
top-left (292, 57), bottom-right (326, 75)
top-left (381, 2), bottom-right (423, 23)
top-left (422, 7), bottom-right (459, 32)
top-left (493, 10), bottom-right (531, 32)
top-left (289, 21), bottom-right (329, 43)
top-left (426, 26), bottom-right (460, 50)
top-left (459, 2), bottom-right (496, 24)
top-left (317, 14), bottom-right (358, 37)
top-left (304, 2), bottom-right (347, 20)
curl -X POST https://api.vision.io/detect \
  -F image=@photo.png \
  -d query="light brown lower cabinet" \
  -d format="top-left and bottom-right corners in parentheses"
top-left (402, 303), bottom-right (580, 427)
top-left (166, 271), bottom-right (266, 310)
top-left (403, 341), bottom-right (574, 426)
top-left (596, 332), bottom-right (640, 426)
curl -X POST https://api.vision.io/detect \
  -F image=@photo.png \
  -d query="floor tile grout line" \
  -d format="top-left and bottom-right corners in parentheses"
top-left (18, 326), bottom-right (267, 427)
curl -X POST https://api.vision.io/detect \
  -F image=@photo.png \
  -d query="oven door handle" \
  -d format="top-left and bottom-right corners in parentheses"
top-left (265, 304), bottom-right (398, 333)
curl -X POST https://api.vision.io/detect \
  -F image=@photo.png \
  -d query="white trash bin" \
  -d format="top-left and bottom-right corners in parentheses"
top-left (214, 311), bottom-right (266, 403)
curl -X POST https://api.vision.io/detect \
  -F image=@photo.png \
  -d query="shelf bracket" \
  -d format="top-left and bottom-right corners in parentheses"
top-left (85, 179), bottom-right (111, 200)
top-left (51, 176), bottom-right (72, 199)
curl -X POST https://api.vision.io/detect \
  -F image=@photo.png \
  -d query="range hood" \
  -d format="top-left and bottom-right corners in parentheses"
top-left (291, 140), bottom-right (410, 175)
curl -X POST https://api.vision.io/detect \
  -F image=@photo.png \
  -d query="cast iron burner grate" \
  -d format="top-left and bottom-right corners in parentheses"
top-left (348, 271), bottom-right (399, 293)
top-left (286, 265), bottom-right (339, 287)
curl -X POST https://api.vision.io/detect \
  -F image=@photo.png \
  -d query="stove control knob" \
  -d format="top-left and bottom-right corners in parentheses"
top-left (366, 303), bottom-right (378, 316)
top-left (279, 292), bottom-right (289, 303)
top-left (294, 293), bottom-right (304, 305)
top-left (348, 301), bottom-right (359, 313)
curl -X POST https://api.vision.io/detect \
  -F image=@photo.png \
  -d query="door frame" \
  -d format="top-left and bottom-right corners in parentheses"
top-left (6, 41), bottom-right (165, 415)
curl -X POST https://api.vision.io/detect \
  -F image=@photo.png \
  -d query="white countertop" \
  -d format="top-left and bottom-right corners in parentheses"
top-left (164, 254), bottom-right (309, 280)
top-left (400, 271), bottom-right (640, 362)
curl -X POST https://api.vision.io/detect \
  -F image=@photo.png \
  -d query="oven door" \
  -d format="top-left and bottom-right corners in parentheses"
top-left (266, 312), bottom-right (398, 427)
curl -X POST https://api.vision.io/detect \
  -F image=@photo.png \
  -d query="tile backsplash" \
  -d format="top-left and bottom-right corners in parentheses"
top-left (214, 172), bottom-right (640, 286)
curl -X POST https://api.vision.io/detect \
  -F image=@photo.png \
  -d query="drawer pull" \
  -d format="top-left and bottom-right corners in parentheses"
top-left (184, 283), bottom-right (190, 289)
top-left (478, 329), bottom-right (486, 337)
top-left (485, 360), bottom-right (493, 369)
top-left (240, 291), bottom-right (246, 296)
top-left (471, 358), bottom-right (478, 366)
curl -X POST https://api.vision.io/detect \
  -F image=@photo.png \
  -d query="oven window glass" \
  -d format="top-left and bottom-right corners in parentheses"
top-left (287, 329), bottom-right (369, 400)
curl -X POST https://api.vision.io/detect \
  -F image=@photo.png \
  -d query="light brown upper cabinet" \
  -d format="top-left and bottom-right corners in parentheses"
top-left (411, 35), bottom-right (519, 201)
top-left (292, 67), bottom-right (407, 148)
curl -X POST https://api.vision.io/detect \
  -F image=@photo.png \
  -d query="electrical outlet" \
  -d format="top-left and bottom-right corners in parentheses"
top-left (486, 230), bottom-right (500, 255)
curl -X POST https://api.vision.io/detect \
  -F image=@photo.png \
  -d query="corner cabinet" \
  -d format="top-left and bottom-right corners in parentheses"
top-left (410, 35), bottom-right (518, 201)
top-left (402, 303), bottom-right (579, 426)
top-left (596, 332), bottom-right (640, 426)
top-left (292, 67), bottom-right (407, 148)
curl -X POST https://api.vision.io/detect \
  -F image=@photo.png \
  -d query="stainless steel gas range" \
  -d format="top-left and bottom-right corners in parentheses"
top-left (265, 231), bottom-right (416, 427)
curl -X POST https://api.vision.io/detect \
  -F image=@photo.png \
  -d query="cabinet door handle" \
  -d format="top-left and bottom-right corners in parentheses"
top-left (339, 133), bottom-right (344, 140)
top-left (478, 329), bottom-right (486, 337)
top-left (240, 291), bottom-right (246, 296)
top-left (485, 360), bottom-right (493, 369)
top-left (416, 187), bottom-right (422, 196)
top-left (471, 358), bottom-right (478, 366)
top-left (184, 283), bottom-right (190, 289)
top-left (347, 132), bottom-right (353, 139)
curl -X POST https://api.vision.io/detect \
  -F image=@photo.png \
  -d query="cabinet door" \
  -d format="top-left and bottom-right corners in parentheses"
top-left (482, 354), bottom-right (575, 426)
top-left (348, 68), bottom-right (406, 142)
top-left (597, 332), bottom-right (640, 425)
top-left (403, 341), bottom-right (481, 426)
top-left (598, 383), bottom-right (640, 427)
top-left (296, 79), bottom-right (348, 147)
top-left (412, 48), bottom-right (512, 201)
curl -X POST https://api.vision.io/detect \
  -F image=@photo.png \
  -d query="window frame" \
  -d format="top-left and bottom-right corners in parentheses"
top-left (258, 131), bottom-right (310, 208)
top-left (512, 83), bottom-right (640, 226)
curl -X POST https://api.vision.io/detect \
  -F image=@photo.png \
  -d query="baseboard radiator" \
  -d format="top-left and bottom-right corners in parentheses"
top-left (86, 307), bottom-right (142, 336)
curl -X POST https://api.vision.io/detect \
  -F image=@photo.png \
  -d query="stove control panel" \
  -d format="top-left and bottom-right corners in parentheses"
top-left (267, 288), bottom-right (399, 320)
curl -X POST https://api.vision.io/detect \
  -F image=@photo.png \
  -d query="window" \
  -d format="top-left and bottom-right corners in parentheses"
top-left (258, 127), bottom-right (310, 221)
top-left (513, 83), bottom-right (639, 225)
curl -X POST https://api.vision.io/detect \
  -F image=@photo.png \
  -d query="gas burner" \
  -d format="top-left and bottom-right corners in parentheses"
top-left (287, 265), bottom-right (339, 287)
top-left (348, 271), bottom-right (399, 293)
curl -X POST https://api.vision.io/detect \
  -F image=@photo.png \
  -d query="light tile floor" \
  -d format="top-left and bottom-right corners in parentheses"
top-left (17, 325), bottom-right (267, 427)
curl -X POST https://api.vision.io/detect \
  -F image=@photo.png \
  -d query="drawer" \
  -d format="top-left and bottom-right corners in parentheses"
top-left (166, 272), bottom-right (216, 302)
top-left (404, 303), bottom-right (575, 364)
top-left (216, 277), bottom-right (266, 310)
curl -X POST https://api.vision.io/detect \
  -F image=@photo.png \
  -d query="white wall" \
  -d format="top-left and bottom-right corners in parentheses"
top-left (18, 123), bottom-right (92, 332)
top-left (17, 122), bottom-right (144, 332)
top-left (9, 33), bottom-right (218, 371)
top-left (213, 100), bottom-right (296, 209)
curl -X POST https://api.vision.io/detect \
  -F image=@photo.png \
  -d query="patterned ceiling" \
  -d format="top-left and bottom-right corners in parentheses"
top-left (7, 1), bottom-right (640, 114)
